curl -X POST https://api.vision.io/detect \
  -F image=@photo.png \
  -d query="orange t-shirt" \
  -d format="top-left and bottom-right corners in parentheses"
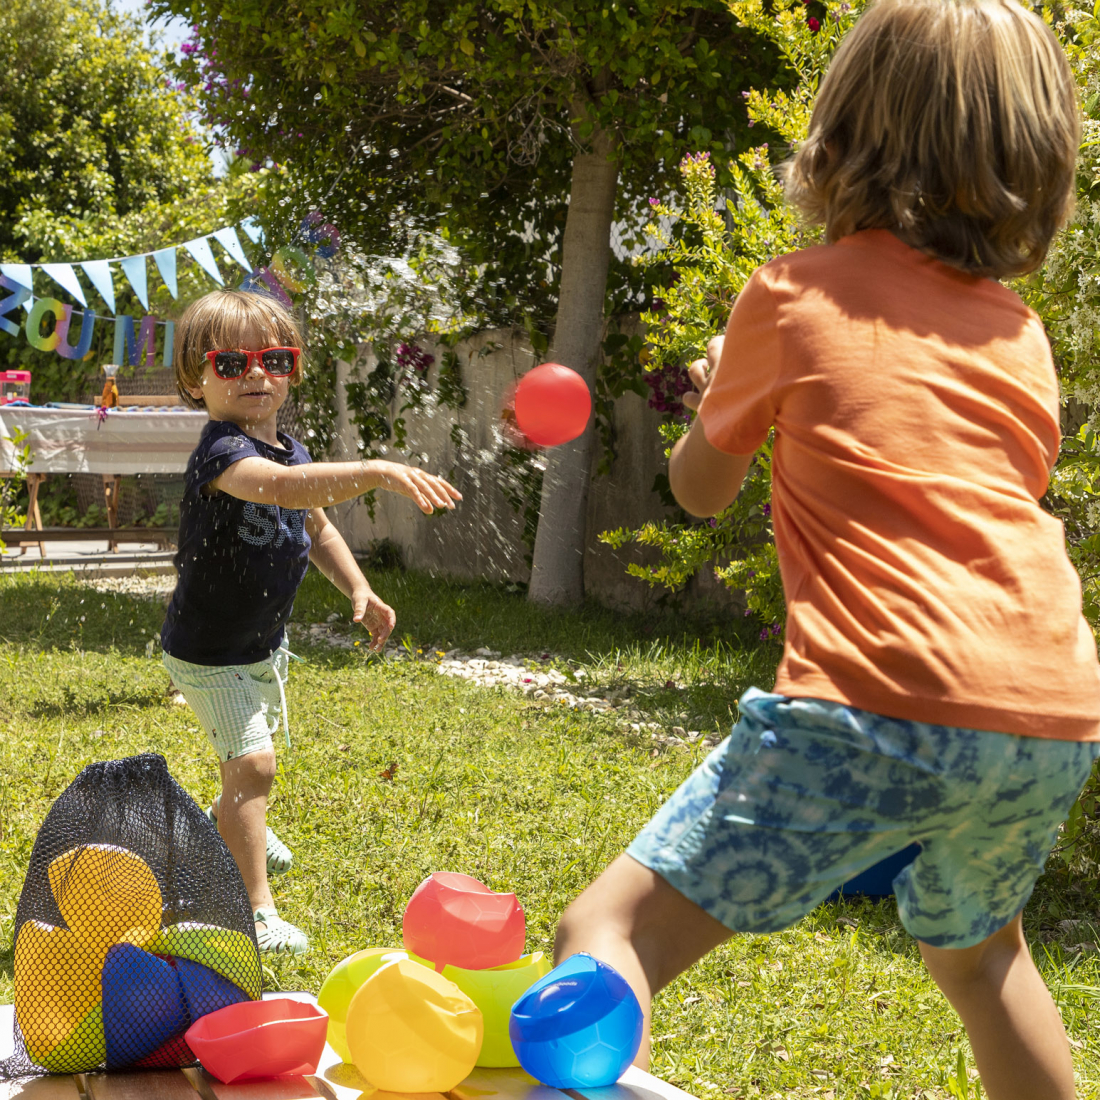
top-left (698, 229), bottom-right (1100, 741)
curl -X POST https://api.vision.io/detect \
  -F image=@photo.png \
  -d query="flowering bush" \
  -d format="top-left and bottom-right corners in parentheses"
top-left (606, 0), bottom-right (1100, 652)
top-left (601, 0), bottom-right (860, 637)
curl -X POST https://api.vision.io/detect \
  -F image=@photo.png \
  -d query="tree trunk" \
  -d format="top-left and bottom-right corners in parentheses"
top-left (527, 126), bottom-right (619, 606)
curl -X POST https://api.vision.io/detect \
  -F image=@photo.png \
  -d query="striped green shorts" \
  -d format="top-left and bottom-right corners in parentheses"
top-left (162, 649), bottom-right (291, 763)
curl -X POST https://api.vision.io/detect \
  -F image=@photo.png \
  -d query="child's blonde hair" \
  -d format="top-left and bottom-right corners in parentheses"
top-left (173, 290), bottom-right (305, 410)
top-left (785, 0), bottom-right (1079, 278)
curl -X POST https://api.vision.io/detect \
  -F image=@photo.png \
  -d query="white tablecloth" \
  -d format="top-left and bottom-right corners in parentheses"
top-left (0, 406), bottom-right (208, 475)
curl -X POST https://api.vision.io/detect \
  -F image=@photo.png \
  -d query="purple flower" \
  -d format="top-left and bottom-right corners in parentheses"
top-left (645, 363), bottom-right (693, 416)
top-left (771, 623), bottom-right (782, 636)
top-left (648, 197), bottom-right (659, 207)
top-left (746, 569), bottom-right (756, 578)
top-left (708, 517), bottom-right (717, 528)
top-left (762, 503), bottom-right (771, 517)
top-left (759, 628), bottom-right (770, 641)
top-left (396, 342), bottom-right (435, 373)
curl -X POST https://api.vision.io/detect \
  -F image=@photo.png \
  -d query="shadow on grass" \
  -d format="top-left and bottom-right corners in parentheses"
top-left (0, 572), bottom-right (165, 657)
top-left (0, 565), bottom-right (783, 688)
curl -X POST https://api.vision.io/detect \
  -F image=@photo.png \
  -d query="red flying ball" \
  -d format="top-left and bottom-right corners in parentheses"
top-left (513, 363), bottom-right (591, 447)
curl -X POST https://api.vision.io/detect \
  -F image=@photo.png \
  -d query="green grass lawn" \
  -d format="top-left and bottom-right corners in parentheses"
top-left (0, 566), bottom-right (1098, 1099)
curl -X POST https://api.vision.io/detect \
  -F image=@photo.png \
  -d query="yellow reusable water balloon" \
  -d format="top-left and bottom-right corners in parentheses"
top-left (317, 948), bottom-right (409, 1063)
top-left (149, 922), bottom-right (263, 999)
top-left (47, 844), bottom-right (161, 948)
top-left (14, 920), bottom-right (107, 1064)
top-left (409, 951), bottom-right (552, 1067)
top-left (38, 1004), bottom-right (106, 1074)
top-left (345, 958), bottom-right (483, 1092)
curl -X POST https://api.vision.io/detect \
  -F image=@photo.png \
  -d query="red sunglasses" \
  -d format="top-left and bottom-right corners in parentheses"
top-left (205, 347), bottom-right (301, 380)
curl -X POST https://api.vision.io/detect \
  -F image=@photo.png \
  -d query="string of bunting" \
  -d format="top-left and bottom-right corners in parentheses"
top-left (0, 214), bottom-right (338, 369)
top-left (0, 219), bottom-right (268, 368)
top-left (0, 219), bottom-right (263, 314)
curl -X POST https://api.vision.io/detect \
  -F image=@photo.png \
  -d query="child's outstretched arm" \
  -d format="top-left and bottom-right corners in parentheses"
top-left (669, 334), bottom-right (755, 517)
top-left (208, 457), bottom-right (461, 514)
top-left (305, 509), bottom-right (395, 652)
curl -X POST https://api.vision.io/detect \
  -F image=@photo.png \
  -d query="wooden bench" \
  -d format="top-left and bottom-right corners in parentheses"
top-left (0, 997), bottom-right (696, 1100)
top-left (0, 527), bottom-right (177, 550)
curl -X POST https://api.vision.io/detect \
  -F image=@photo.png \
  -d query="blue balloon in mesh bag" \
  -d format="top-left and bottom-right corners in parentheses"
top-left (508, 953), bottom-right (643, 1088)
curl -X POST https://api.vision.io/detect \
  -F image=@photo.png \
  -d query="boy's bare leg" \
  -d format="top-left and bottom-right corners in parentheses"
top-left (216, 749), bottom-right (277, 920)
top-left (920, 915), bottom-right (1076, 1100)
top-left (553, 853), bottom-right (732, 1068)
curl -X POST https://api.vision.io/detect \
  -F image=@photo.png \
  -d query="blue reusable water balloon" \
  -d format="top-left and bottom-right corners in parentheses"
top-left (173, 955), bottom-right (251, 1020)
top-left (102, 944), bottom-right (189, 1069)
top-left (509, 953), bottom-right (643, 1088)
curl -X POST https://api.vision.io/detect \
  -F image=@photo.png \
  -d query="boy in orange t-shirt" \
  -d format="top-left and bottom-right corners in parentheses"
top-left (555, 2), bottom-right (1100, 1098)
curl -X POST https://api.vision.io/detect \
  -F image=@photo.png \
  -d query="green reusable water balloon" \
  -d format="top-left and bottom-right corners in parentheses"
top-left (409, 950), bottom-right (551, 1066)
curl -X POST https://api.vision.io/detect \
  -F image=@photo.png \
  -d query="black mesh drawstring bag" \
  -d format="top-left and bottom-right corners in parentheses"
top-left (1, 753), bottom-right (261, 1077)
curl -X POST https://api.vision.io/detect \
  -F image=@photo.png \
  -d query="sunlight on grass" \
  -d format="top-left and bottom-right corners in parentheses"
top-left (0, 568), bottom-right (1097, 1098)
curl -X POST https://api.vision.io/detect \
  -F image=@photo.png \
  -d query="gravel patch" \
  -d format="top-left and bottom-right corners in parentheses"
top-left (83, 573), bottom-right (176, 602)
top-left (285, 625), bottom-right (720, 752)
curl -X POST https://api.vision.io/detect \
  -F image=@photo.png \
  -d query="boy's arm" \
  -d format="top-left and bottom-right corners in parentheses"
top-left (669, 335), bottom-right (755, 518)
top-left (305, 508), bottom-right (396, 652)
top-left (208, 457), bottom-right (461, 513)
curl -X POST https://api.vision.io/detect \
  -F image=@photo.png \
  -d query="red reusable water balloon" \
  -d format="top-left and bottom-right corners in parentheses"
top-left (184, 999), bottom-right (329, 1083)
top-left (403, 872), bottom-right (526, 971)
top-left (513, 363), bottom-right (591, 447)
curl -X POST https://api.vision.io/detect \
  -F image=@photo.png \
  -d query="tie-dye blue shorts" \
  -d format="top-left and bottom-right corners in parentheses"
top-left (628, 688), bottom-right (1100, 948)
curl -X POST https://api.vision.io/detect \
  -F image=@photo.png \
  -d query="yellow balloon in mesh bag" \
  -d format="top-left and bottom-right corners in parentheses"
top-left (318, 947), bottom-right (409, 1063)
top-left (47, 844), bottom-right (162, 947)
top-left (346, 958), bottom-right (484, 1092)
top-left (14, 920), bottom-right (107, 1067)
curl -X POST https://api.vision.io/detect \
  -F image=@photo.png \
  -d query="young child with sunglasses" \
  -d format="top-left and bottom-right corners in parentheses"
top-left (554, 1), bottom-right (1100, 1097)
top-left (160, 289), bottom-right (461, 955)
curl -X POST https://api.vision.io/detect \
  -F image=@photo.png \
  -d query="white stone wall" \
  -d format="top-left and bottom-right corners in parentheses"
top-left (327, 326), bottom-right (735, 610)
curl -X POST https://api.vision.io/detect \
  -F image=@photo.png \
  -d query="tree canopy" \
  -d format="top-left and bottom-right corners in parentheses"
top-left (158, 0), bottom-right (776, 323)
top-left (0, 0), bottom-right (212, 263)
top-left (155, 0), bottom-right (780, 603)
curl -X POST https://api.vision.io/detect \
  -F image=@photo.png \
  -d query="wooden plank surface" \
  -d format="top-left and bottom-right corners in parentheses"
top-left (565, 1066), bottom-right (699, 1100)
top-left (85, 1070), bottom-right (199, 1100)
top-left (449, 1066), bottom-right (568, 1100)
top-left (311, 1044), bottom-right (446, 1100)
top-left (189, 1069), bottom-right (322, 1100)
top-left (0, 1078), bottom-right (82, 1100)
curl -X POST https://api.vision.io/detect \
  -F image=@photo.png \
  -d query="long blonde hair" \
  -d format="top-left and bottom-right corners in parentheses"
top-left (785, 0), bottom-right (1079, 277)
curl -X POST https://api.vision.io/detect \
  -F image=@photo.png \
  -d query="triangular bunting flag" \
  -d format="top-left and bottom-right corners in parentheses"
top-left (41, 263), bottom-right (87, 306)
top-left (153, 248), bottom-right (178, 299)
top-left (239, 217), bottom-right (264, 244)
top-left (183, 237), bottom-right (224, 286)
top-left (80, 260), bottom-right (116, 313)
top-left (212, 227), bottom-right (251, 273)
top-left (0, 264), bottom-right (33, 294)
top-left (120, 255), bottom-right (149, 310)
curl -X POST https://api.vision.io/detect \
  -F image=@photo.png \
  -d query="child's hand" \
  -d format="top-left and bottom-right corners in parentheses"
top-left (684, 335), bottom-right (724, 412)
top-left (372, 461), bottom-right (463, 515)
top-left (352, 587), bottom-right (397, 652)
